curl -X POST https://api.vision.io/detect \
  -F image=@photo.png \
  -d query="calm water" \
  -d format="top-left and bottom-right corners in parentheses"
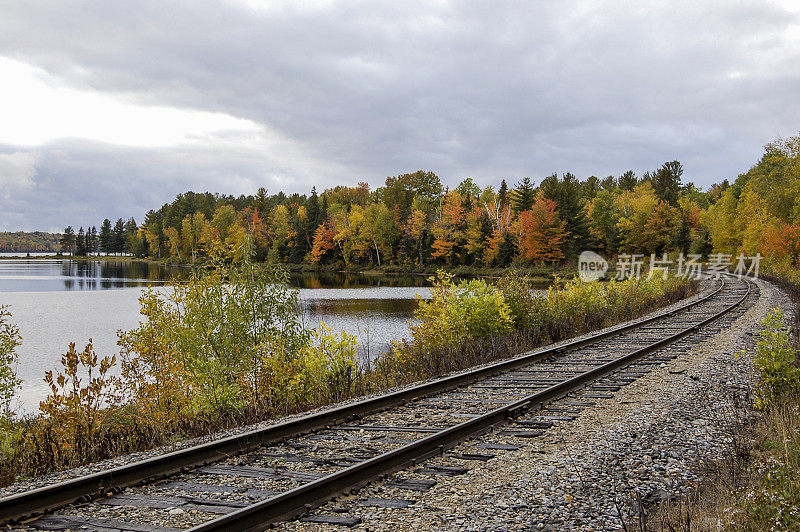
top-left (0, 260), bottom-right (429, 414)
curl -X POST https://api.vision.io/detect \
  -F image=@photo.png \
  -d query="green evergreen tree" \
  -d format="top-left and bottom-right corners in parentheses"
top-left (320, 194), bottom-right (328, 223)
top-left (89, 226), bottom-right (98, 255)
top-left (99, 219), bottom-right (113, 255)
top-left (496, 232), bottom-right (516, 267)
top-left (600, 175), bottom-right (617, 191)
top-left (290, 209), bottom-right (308, 263)
top-left (512, 177), bottom-right (536, 213)
top-left (581, 176), bottom-right (601, 201)
top-left (498, 179), bottom-right (509, 209)
top-left (675, 218), bottom-right (691, 254)
top-left (59, 226), bottom-right (76, 255)
top-left (76, 227), bottom-right (87, 256)
top-left (112, 219), bottom-right (126, 255)
top-left (619, 170), bottom-right (637, 191)
top-left (540, 173), bottom-right (592, 257)
top-left (652, 160), bottom-right (682, 206)
top-left (307, 187), bottom-right (321, 231)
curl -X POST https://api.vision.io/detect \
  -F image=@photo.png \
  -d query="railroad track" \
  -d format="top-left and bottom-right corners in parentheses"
top-left (1, 275), bottom-right (755, 531)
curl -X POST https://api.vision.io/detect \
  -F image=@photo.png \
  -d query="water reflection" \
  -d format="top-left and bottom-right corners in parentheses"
top-left (0, 259), bottom-right (190, 292)
top-left (0, 259), bottom-right (437, 292)
top-left (294, 287), bottom-right (427, 358)
top-left (288, 270), bottom-right (430, 289)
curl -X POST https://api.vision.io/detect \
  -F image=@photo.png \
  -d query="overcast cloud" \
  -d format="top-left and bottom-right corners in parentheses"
top-left (0, 0), bottom-right (798, 231)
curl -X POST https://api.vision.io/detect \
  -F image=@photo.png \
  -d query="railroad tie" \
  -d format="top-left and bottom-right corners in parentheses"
top-left (415, 465), bottom-right (469, 476)
top-left (199, 464), bottom-right (326, 482)
top-left (301, 514), bottom-right (362, 527)
top-left (358, 497), bottom-right (416, 508)
top-left (384, 478), bottom-right (437, 491)
top-left (32, 515), bottom-right (181, 532)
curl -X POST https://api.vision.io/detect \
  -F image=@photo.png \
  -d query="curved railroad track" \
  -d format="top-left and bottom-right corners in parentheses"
top-left (1, 275), bottom-right (755, 531)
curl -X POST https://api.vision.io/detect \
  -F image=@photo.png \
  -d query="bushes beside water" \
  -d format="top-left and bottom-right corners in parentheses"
top-left (0, 265), bottom-right (694, 485)
top-left (378, 272), bottom-right (694, 385)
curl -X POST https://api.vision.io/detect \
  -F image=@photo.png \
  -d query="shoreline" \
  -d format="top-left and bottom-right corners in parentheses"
top-left (0, 255), bottom-right (572, 283)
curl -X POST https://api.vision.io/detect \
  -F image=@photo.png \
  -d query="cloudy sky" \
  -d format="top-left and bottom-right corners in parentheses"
top-left (1, 1), bottom-right (798, 231)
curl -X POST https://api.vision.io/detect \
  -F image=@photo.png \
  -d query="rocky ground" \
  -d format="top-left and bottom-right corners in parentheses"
top-left (277, 277), bottom-right (793, 531)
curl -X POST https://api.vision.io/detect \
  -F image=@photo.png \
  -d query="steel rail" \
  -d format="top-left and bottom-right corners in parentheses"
top-left (191, 277), bottom-right (751, 531)
top-left (0, 278), bottom-right (728, 524)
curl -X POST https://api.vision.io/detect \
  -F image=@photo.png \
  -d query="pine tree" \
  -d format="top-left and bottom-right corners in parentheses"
top-left (124, 218), bottom-right (139, 254)
top-left (112, 219), bottom-right (126, 254)
top-left (581, 176), bottom-right (600, 201)
top-left (619, 170), bottom-right (637, 191)
top-left (59, 227), bottom-right (73, 255)
top-left (99, 219), bottom-right (113, 255)
top-left (76, 227), bottom-right (87, 256)
top-left (600, 175), bottom-right (617, 191)
top-left (496, 232), bottom-right (516, 267)
top-left (320, 194), bottom-right (328, 223)
top-left (89, 226), bottom-right (98, 255)
top-left (652, 161), bottom-right (682, 206)
top-left (511, 177), bottom-right (535, 213)
top-left (307, 187), bottom-right (321, 232)
top-left (675, 219), bottom-right (691, 254)
top-left (498, 180), bottom-right (509, 209)
top-left (59, 226), bottom-right (76, 255)
top-left (253, 187), bottom-right (270, 215)
top-left (540, 173), bottom-right (592, 257)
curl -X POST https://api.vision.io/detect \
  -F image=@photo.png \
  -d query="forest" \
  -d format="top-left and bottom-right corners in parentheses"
top-left (58, 134), bottom-right (800, 276)
top-left (0, 232), bottom-right (60, 253)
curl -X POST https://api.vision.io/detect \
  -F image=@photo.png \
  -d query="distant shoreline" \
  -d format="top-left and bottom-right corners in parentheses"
top-left (0, 254), bottom-right (571, 283)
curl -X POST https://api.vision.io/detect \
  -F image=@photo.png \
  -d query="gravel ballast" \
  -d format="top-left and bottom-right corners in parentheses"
top-left (276, 277), bottom-right (792, 531)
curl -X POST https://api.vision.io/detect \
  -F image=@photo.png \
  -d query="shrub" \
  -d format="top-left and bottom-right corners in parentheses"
top-left (0, 306), bottom-right (21, 420)
top-left (495, 273), bottom-right (543, 330)
top-left (411, 272), bottom-right (513, 349)
top-left (118, 262), bottom-right (310, 425)
top-left (28, 340), bottom-right (118, 470)
top-left (0, 306), bottom-right (21, 467)
top-left (389, 272), bottom-right (513, 377)
top-left (291, 324), bottom-right (360, 407)
top-left (379, 271), bottom-right (693, 383)
top-left (750, 308), bottom-right (800, 409)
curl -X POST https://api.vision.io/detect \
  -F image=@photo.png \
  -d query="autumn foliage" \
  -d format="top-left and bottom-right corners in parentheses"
top-left (759, 224), bottom-right (800, 268)
top-left (516, 198), bottom-right (568, 264)
top-left (47, 131), bottom-right (800, 278)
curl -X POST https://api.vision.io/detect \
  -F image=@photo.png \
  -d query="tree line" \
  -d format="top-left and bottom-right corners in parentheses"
top-left (0, 232), bottom-right (60, 253)
top-left (59, 219), bottom-right (138, 256)
top-left (59, 134), bottom-right (800, 272)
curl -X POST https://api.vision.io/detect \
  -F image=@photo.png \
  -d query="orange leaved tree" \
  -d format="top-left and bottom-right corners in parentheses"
top-left (516, 198), bottom-right (568, 264)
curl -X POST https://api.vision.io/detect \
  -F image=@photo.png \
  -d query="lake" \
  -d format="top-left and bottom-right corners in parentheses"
top-left (0, 259), bottom-right (430, 414)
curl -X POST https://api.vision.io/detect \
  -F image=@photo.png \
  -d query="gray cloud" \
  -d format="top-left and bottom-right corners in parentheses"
top-left (1, 0), bottom-right (799, 230)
